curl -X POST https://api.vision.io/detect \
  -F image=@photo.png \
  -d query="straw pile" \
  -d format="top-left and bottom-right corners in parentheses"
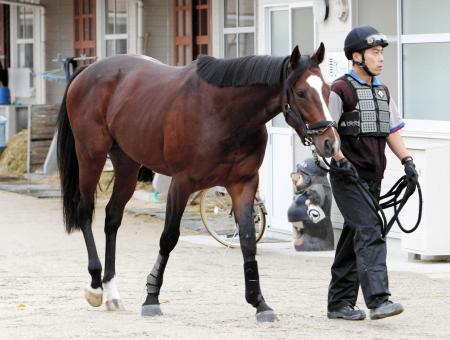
top-left (0, 129), bottom-right (28, 178)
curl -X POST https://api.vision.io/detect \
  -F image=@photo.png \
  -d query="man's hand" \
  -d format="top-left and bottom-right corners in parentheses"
top-left (336, 158), bottom-right (359, 179)
top-left (402, 156), bottom-right (419, 197)
top-left (402, 157), bottom-right (418, 185)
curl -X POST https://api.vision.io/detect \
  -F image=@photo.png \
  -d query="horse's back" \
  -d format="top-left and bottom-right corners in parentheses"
top-left (65, 55), bottom-right (197, 174)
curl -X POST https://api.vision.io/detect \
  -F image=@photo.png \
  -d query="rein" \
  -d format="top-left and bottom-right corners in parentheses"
top-left (312, 150), bottom-right (422, 239)
top-left (281, 59), bottom-right (336, 146)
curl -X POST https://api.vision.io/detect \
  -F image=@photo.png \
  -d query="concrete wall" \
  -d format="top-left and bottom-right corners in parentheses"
top-left (42, 0), bottom-right (73, 105)
top-left (142, 0), bottom-right (172, 64)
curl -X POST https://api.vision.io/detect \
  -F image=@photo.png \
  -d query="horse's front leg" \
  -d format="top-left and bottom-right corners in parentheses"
top-left (141, 174), bottom-right (192, 316)
top-left (228, 176), bottom-right (278, 322)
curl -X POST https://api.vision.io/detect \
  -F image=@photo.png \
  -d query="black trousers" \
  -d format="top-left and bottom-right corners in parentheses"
top-left (328, 171), bottom-right (390, 310)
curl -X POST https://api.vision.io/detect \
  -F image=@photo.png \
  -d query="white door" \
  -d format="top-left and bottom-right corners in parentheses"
top-left (263, 5), bottom-right (315, 233)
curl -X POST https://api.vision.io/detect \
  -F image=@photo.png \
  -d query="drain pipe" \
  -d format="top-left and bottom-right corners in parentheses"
top-left (39, 5), bottom-right (46, 104)
top-left (137, 0), bottom-right (144, 54)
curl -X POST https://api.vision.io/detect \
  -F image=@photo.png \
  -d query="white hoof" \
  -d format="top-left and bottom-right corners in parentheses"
top-left (84, 286), bottom-right (103, 307)
top-left (105, 299), bottom-right (125, 311)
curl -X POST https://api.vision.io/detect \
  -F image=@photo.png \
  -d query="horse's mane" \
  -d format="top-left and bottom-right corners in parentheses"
top-left (196, 55), bottom-right (289, 88)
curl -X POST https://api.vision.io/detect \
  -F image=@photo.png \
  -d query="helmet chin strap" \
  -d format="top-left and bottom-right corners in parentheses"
top-left (354, 50), bottom-right (376, 77)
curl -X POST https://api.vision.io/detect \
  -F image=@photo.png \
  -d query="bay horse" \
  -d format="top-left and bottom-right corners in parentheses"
top-left (57, 43), bottom-right (340, 322)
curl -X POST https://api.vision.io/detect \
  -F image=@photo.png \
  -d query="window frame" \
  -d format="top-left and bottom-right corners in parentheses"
top-left (9, 4), bottom-right (44, 104)
top-left (104, 0), bottom-right (128, 57)
top-left (398, 0), bottom-right (450, 138)
top-left (264, 2), bottom-right (315, 57)
top-left (222, 0), bottom-right (256, 58)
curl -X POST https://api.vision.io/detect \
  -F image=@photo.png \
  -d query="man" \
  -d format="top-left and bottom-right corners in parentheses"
top-left (326, 26), bottom-right (419, 321)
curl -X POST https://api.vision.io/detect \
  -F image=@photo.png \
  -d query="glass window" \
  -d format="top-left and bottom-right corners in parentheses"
top-left (238, 0), bottom-right (254, 27)
top-left (17, 7), bottom-right (33, 39)
top-left (402, 42), bottom-right (450, 121)
top-left (358, 0), bottom-right (398, 103)
top-left (291, 7), bottom-right (314, 54)
top-left (224, 0), bottom-right (237, 28)
top-left (17, 43), bottom-right (33, 68)
top-left (238, 33), bottom-right (254, 57)
top-left (402, 0), bottom-right (450, 35)
top-left (223, 0), bottom-right (255, 58)
top-left (224, 34), bottom-right (237, 58)
top-left (15, 6), bottom-right (35, 90)
top-left (270, 10), bottom-right (289, 57)
top-left (104, 0), bottom-right (128, 56)
top-left (400, 0), bottom-right (450, 122)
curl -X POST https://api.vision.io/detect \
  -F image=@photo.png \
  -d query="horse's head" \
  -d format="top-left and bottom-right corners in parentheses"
top-left (283, 43), bottom-right (340, 158)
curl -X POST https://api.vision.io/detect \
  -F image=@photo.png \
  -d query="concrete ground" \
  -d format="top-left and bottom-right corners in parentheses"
top-left (1, 189), bottom-right (450, 339)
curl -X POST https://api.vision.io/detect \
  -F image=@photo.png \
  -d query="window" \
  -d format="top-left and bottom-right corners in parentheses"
top-left (105, 0), bottom-right (127, 56)
top-left (16, 6), bottom-right (33, 69)
top-left (400, 0), bottom-right (450, 123)
top-left (74, 0), bottom-right (96, 64)
top-left (223, 0), bottom-right (255, 58)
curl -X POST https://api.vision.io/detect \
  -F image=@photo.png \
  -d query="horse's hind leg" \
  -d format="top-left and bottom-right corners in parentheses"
top-left (142, 174), bottom-right (192, 316)
top-left (227, 176), bottom-right (278, 322)
top-left (77, 148), bottom-right (108, 307)
top-left (102, 146), bottom-right (140, 311)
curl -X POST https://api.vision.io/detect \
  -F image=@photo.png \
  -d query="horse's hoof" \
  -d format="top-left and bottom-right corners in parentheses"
top-left (105, 299), bottom-right (125, 311)
top-left (84, 286), bottom-right (103, 307)
top-left (141, 304), bottom-right (162, 317)
top-left (256, 310), bottom-right (278, 322)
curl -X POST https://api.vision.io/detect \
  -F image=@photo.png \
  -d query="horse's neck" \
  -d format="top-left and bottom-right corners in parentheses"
top-left (225, 85), bottom-right (283, 129)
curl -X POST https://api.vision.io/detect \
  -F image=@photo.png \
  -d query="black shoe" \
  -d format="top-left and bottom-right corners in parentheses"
top-left (327, 305), bottom-right (366, 320)
top-left (370, 300), bottom-right (404, 320)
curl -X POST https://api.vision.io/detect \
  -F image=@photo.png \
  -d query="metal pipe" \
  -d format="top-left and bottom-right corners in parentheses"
top-left (39, 6), bottom-right (45, 104)
top-left (137, 0), bottom-right (144, 54)
top-left (0, 0), bottom-right (45, 9)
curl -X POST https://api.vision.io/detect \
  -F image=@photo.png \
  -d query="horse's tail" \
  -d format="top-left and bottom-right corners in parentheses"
top-left (57, 66), bottom-right (88, 233)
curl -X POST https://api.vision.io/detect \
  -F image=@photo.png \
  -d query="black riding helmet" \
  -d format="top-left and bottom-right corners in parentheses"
top-left (344, 25), bottom-right (388, 60)
top-left (344, 26), bottom-right (388, 77)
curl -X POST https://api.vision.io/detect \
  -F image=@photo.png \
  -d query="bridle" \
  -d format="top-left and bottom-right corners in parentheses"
top-left (281, 58), bottom-right (336, 146)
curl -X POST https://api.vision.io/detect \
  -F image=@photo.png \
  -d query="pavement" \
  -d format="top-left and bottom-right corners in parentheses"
top-left (1, 187), bottom-right (450, 339)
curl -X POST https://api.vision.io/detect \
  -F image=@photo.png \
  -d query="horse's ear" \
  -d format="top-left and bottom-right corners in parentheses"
top-left (311, 42), bottom-right (325, 65)
top-left (290, 45), bottom-right (301, 70)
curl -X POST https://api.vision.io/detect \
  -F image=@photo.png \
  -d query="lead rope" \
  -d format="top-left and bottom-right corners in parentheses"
top-left (311, 148), bottom-right (422, 239)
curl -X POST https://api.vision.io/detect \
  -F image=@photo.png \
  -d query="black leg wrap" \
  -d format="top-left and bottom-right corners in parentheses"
top-left (145, 253), bottom-right (169, 297)
top-left (244, 261), bottom-right (269, 311)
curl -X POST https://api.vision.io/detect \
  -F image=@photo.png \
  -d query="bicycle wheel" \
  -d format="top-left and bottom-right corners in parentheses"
top-left (199, 187), bottom-right (266, 248)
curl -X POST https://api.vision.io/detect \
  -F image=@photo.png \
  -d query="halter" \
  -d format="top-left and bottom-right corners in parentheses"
top-left (281, 58), bottom-right (336, 146)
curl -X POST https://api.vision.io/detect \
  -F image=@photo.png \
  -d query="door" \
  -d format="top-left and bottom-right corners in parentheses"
top-left (173, 0), bottom-right (211, 66)
top-left (264, 5), bottom-right (315, 233)
top-left (73, 0), bottom-right (96, 65)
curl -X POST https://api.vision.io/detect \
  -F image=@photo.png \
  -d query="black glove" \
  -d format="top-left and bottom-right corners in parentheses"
top-left (402, 157), bottom-right (419, 196)
top-left (334, 158), bottom-right (359, 181)
top-left (403, 157), bottom-right (418, 184)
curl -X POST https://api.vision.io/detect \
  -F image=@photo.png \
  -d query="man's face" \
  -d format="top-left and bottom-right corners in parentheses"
top-left (360, 46), bottom-right (384, 75)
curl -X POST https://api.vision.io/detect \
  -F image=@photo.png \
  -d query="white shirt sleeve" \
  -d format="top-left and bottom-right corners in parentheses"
top-left (389, 99), bottom-right (405, 132)
top-left (328, 91), bottom-right (343, 123)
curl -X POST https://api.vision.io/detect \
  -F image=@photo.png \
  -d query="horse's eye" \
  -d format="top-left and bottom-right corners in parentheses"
top-left (296, 91), bottom-right (306, 99)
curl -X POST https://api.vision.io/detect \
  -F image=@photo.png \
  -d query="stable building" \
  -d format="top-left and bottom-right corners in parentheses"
top-left (0, 0), bottom-right (449, 256)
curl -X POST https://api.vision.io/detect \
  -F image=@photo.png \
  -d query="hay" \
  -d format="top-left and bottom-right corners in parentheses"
top-left (0, 129), bottom-right (28, 178)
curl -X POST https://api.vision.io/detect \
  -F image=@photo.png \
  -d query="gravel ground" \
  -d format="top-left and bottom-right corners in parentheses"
top-left (1, 190), bottom-right (449, 339)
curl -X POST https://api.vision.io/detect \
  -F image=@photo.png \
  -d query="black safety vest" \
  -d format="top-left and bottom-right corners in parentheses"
top-left (337, 75), bottom-right (390, 137)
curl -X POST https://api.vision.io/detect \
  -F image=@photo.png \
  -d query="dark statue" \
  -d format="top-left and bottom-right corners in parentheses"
top-left (288, 158), bottom-right (335, 251)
